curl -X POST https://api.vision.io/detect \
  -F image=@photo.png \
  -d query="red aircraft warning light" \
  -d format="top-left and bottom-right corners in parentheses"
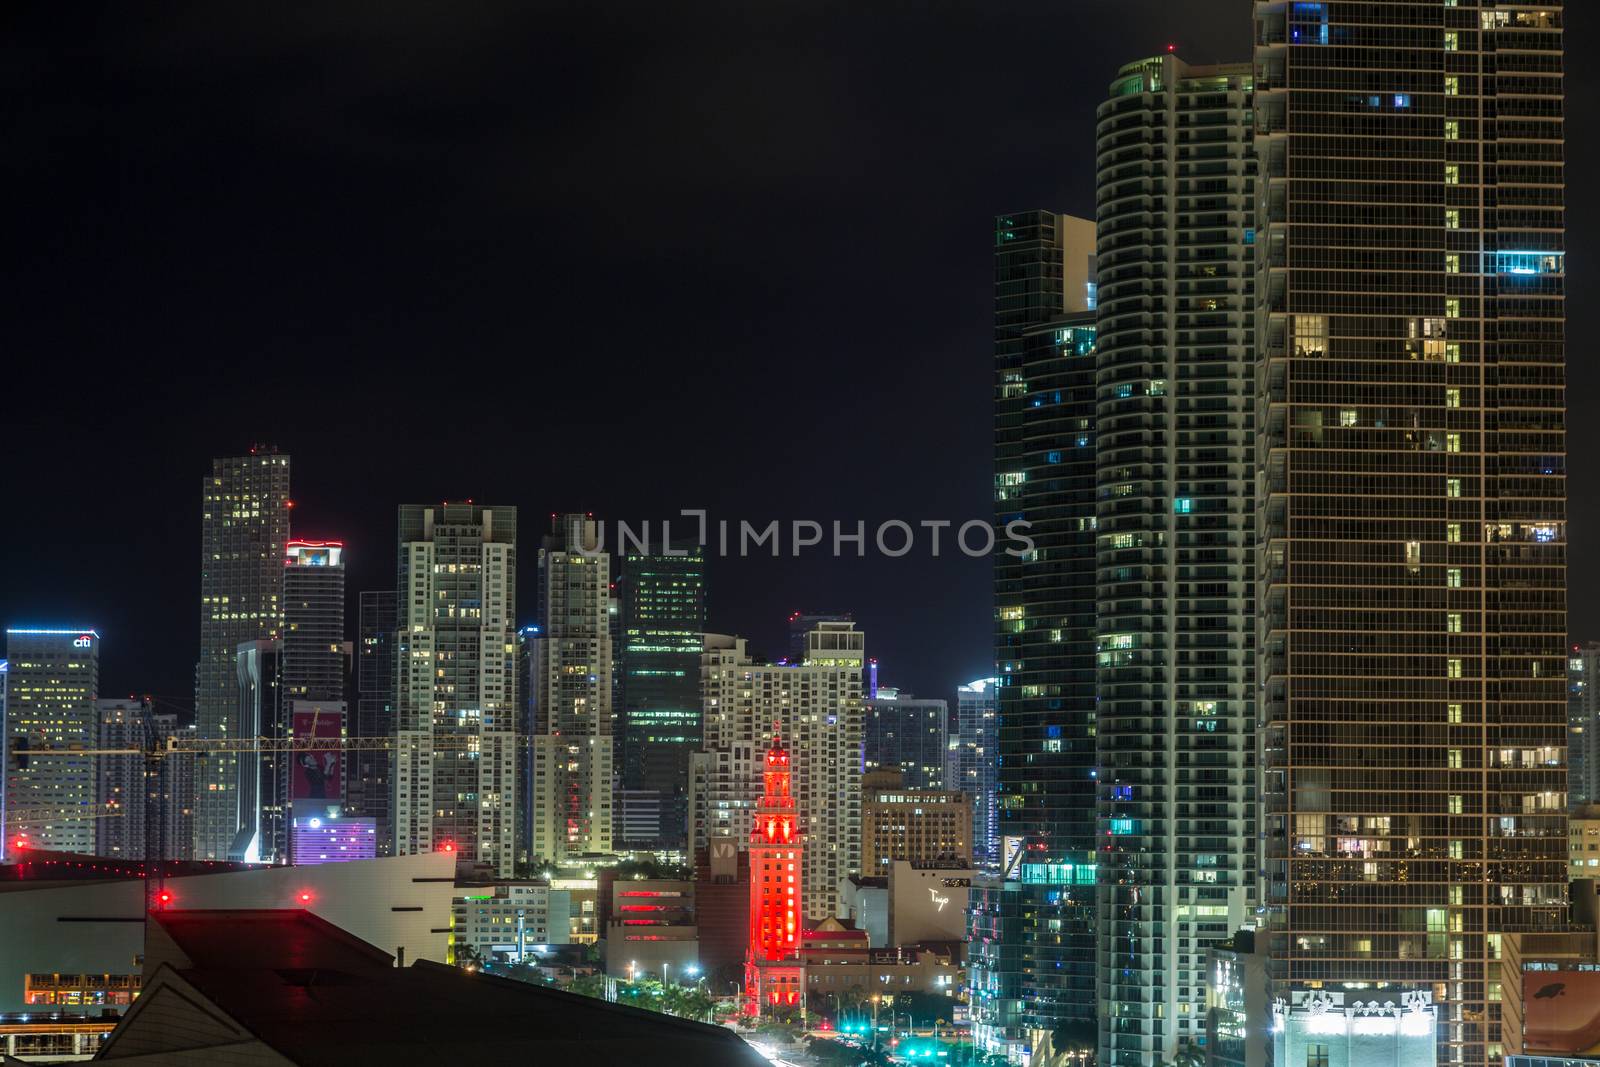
top-left (298, 891), bottom-right (314, 904)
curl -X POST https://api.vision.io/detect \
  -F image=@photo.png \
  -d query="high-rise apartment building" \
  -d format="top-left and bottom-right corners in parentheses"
top-left (694, 621), bottom-right (865, 922)
top-left (529, 514), bottom-right (613, 862)
top-left (1569, 643), bottom-right (1597, 807)
top-left (1254, 5), bottom-right (1566, 1064)
top-left (953, 678), bottom-right (998, 869)
top-left (972, 210), bottom-right (1098, 1056)
top-left (1093, 53), bottom-right (1258, 1064)
top-left (94, 699), bottom-right (188, 861)
top-left (393, 503), bottom-right (518, 875)
top-left (3, 629), bottom-right (100, 855)
top-left (194, 448), bottom-right (290, 860)
top-left (617, 544), bottom-right (706, 849)
top-left (351, 590), bottom-right (397, 854)
top-left (863, 688), bottom-right (948, 790)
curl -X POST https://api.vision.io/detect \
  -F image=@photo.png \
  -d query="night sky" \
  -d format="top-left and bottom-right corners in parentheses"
top-left (4, 2), bottom-right (1594, 717)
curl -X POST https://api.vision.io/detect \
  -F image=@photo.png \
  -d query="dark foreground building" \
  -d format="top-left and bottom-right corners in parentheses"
top-left (99, 909), bottom-right (766, 1066)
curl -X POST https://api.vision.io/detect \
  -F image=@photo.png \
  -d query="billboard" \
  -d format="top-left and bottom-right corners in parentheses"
top-left (290, 702), bottom-right (344, 802)
top-left (1522, 972), bottom-right (1600, 1056)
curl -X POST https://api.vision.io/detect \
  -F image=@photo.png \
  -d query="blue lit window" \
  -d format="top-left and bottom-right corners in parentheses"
top-left (1497, 251), bottom-right (1563, 276)
top-left (1046, 725), bottom-right (1062, 739)
top-left (1046, 450), bottom-right (1062, 464)
top-left (1076, 434), bottom-right (1090, 447)
top-left (1113, 785), bottom-right (1134, 801)
top-left (1085, 282), bottom-right (1098, 310)
top-left (1394, 94), bottom-right (1411, 108)
top-left (1116, 383), bottom-right (1134, 398)
top-left (1290, 2), bottom-right (1328, 45)
top-left (1243, 228), bottom-right (1256, 245)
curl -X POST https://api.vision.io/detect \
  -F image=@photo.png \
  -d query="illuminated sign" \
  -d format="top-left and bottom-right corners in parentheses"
top-left (929, 888), bottom-right (950, 911)
top-left (74, 635), bottom-right (94, 648)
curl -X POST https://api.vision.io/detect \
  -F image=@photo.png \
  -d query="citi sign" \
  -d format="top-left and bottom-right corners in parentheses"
top-left (73, 635), bottom-right (94, 649)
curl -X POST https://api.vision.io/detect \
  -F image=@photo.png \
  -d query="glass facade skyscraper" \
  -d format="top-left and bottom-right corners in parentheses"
top-left (863, 688), bottom-right (949, 790)
top-left (194, 448), bottom-right (290, 860)
top-left (617, 544), bottom-right (706, 850)
top-left (1093, 54), bottom-right (1258, 1065)
top-left (972, 210), bottom-right (1099, 1056)
top-left (1254, 4), bottom-right (1566, 1064)
top-left (2, 628), bottom-right (100, 855)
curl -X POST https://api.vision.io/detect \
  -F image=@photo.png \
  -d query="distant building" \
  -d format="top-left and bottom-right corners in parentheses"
top-left (693, 841), bottom-right (750, 987)
top-left (3, 628), bottom-right (100, 855)
top-left (617, 545), bottom-right (706, 850)
top-left (861, 773), bottom-right (970, 873)
top-left (1272, 990), bottom-right (1437, 1067)
top-left (1571, 644), bottom-right (1599, 806)
top-left (394, 503), bottom-right (518, 875)
top-left (351, 589), bottom-right (397, 854)
top-left (839, 874), bottom-right (888, 948)
top-left (1203, 930), bottom-right (1267, 1067)
top-left (603, 877), bottom-right (697, 979)
top-left (952, 678), bottom-right (997, 868)
top-left (95, 699), bottom-right (188, 861)
top-left (863, 688), bottom-right (948, 790)
top-left (529, 515), bottom-right (613, 863)
top-left (290, 814), bottom-right (377, 866)
top-left (743, 737), bottom-right (805, 1018)
top-left (453, 879), bottom-right (573, 963)
top-left (195, 448), bottom-right (290, 861)
top-left (1570, 805), bottom-right (1600, 879)
top-left (887, 862), bottom-right (971, 948)
top-left (694, 622), bottom-right (864, 921)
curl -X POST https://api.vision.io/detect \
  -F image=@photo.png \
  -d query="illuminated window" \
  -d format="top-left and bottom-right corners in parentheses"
top-left (1446, 478), bottom-right (1462, 498)
top-left (1339, 409), bottom-right (1358, 427)
top-left (1446, 299), bottom-right (1461, 319)
top-left (1445, 120), bottom-right (1461, 140)
top-left (1445, 388), bottom-right (1461, 409)
top-left (1448, 704), bottom-right (1463, 724)
top-left (1445, 76), bottom-right (1460, 96)
top-left (1447, 568), bottom-right (1463, 588)
top-left (1293, 315), bottom-right (1327, 358)
top-left (1446, 433), bottom-right (1461, 453)
top-left (1447, 613), bottom-right (1463, 633)
top-left (1446, 524), bottom-right (1461, 543)
top-left (1444, 31), bottom-right (1459, 51)
top-left (1445, 210), bottom-right (1461, 230)
top-left (1445, 343), bottom-right (1462, 363)
top-left (1445, 164), bottom-right (1460, 185)
top-left (1445, 254), bottom-right (1460, 274)
top-left (1307, 1045), bottom-right (1329, 1067)
top-left (1448, 748), bottom-right (1464, 768)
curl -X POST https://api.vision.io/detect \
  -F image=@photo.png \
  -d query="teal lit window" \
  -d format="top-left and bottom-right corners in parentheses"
top-left (1110, 818), bottom-right (1136, 835)
top-left (1174, 498), bottom-right (1192, 514)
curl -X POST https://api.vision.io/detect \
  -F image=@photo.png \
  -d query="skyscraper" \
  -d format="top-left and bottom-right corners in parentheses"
top-left (275, 540), bottom-right (348, 860)
top-left (617, 543), bottom-right (706, 849)
top-left (972, 210), bottom-right (1098, 1057)
top-left (351, 590), bottom-right (398, 854)
top-left (1093, 53), bottom-right (1257, 1064)
top-left (1255, 5), bottom-right (1566, 1064)
top-left (953, 678), bottom-right (998, 869)
top-left (1569, 643), bottom-right (1597, 807)
top-left (694, 621), bottom-right (865, 922)
top-left (393, 503), bottom-right (518, 875)
top-left (95, 698), bottom-right (188, 861)
top-left (863, 688), bottom-right (949, 790)
top-left (529, 514), bottom-right (613, 862)
top-left (3, 628), bottom-right (100, 855)
top-left (194, 447), bottom-right (290, 860)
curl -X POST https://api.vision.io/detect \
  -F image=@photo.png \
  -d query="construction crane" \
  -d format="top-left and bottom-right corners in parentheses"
top-left (9, 732), bottom-right (457, 912)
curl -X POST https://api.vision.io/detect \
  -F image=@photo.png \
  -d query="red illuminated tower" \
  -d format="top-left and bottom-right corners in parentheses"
top-left (743, 732), bottom-right (805, 1018)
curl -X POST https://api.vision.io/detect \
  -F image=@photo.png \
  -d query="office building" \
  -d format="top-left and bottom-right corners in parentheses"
top-left (393, 503), bottom-right (519, 875)
top-left (860, 773), bottom-right (971, 872)
top-left (1254, 5), bottom-right (1566, 1065)
top-left (863, 688), bottom-right (948, 790)
top-left (973, 208), bottom-right (1097, 1058)
top-left (277, 540), bottom-right (349, 861)
top-left (195, 447), bottom-right (290, 861)
top-left (617, 544), bottom-right (706, 849)
top-left (1570, 643), bottom-right (1598, 806)
top-left (694, 622), bottom-right (864, 922)
top-left (289, 814), bottom-right (377, 865)
top-left (453, 879), bottom-right (574, 962)
top-left (1569, 805), bottom-right (1600, 879)
top-left (952, 678), bottom-right (998, 868)
top-left (232, 638), bottom-right (279, 861)
top-left (2, 628), bottom-right (100, 855)
top-left (529, 514), bottom-right (613, 863)
top-left (94, 699), bottom-right (187, 861)
top-left (1093, 53), bottom-right (1258, 1063)
top-left (351, 590), bottom-right (398, 854)
top-left (602, 877), bottom-right (698, 979)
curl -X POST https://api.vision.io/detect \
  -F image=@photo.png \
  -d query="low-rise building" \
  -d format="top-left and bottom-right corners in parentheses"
top-left (453, 879), bottom-right (573, 962)
top-left (888, 862), bottom-right (970, 948)
top-left (860, 773), bottom-right (971, 873)
top-left (603, 877), bottom-right (698, 979)
top-left (840, 874), bottom-right (888, 948)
